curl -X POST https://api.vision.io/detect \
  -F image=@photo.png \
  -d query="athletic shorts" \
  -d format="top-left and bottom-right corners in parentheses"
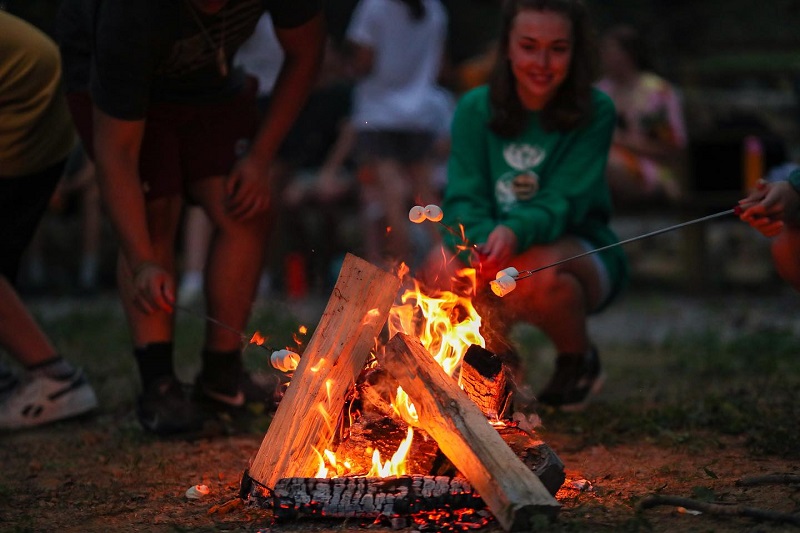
top-left (0, 160), bottom-right (65, 283)
top-left (355, 130), bottom-right (436, 165)
top-left (65, 78), bottom-right (259, 199)
top-left (577, 238), bottom-right (613, 313)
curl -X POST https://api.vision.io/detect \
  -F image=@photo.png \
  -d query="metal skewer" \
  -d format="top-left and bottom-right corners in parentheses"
top-left (173, 303), bottom-right (274, 351)
top-left (514, 207), bottom-right (741, 281)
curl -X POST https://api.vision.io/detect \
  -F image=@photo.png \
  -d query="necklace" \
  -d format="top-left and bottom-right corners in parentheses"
top-left (185, 0), bottom-right (228, 77)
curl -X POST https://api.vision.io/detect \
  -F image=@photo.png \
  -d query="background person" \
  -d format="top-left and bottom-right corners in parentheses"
top-left (422, 0), bottom-right (629, 411)
top-left (596, 24), bottom-right (688, 208)
top-left (345, 0), bottom-right (449, 271)
top-left (0, 10), bottom-right (98, 430)
top-left (56, 0), bottom-right (325, 435)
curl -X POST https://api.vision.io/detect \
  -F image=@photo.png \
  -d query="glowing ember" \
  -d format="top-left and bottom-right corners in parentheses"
top-left (249, 331), bottom-right (267, 345)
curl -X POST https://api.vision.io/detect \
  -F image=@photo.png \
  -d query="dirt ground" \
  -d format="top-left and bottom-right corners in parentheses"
top-left (2, 287), bottom-right (799, 532)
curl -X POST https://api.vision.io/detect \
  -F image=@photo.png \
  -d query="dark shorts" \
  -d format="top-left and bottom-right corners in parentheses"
top-left (0, 160), bottom-right (65, 283)
top-left (355, 130), bottom-right (436, 165)
top-left (65, 78), bottom-right (259, 199)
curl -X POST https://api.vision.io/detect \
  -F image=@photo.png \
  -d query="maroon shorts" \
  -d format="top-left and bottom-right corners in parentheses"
top-left (66, 79), bottom-right (259, 199)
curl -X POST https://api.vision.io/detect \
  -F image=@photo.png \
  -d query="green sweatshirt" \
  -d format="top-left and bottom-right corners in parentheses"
top-left (442, 85), bottom-right (629, 302)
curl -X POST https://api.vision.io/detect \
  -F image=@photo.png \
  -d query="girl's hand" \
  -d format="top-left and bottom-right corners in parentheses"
top-left (475, 225), bottom-right (517, 274)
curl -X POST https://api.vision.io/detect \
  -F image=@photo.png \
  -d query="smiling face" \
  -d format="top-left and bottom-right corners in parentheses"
top-left (507, 9), bottom-right (573, 110)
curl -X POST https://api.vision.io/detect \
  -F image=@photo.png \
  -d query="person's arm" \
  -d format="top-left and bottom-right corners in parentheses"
top-left (225, 12), bottom-right (326, 220)
top-left (93, 108), bottom-right (173, 312)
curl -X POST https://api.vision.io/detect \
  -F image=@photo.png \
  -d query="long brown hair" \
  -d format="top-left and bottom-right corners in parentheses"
top-left (488, 0), bottom-right (598, 136)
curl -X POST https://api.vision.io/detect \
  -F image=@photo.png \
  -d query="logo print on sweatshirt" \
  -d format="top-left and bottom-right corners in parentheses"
top-left (496, 143), bottom-right (544, 211)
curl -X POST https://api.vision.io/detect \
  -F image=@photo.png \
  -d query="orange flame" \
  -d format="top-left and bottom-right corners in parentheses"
top-left (387, 268), bottom-right (485, 429)
top-left (389, 268), bottom-right (485, 377)
top-left (367, 427), bottom-right (414, 478)
top-left (310, 268), bottom-right (485, 480)
top-left (249, 331), bottom-right (267, 345)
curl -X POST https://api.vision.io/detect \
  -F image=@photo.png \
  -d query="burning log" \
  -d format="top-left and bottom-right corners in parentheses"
top-left (496, 426), bottom-right (565, 497)
top-left (377, 333), bottom-right (560, 531)
top-left (247, 254), bottom-right (402, 490)
top-left (268, 474), bottom-right (486, 520)
top-left (460, 344), bottom-right (509, 419)
top-left (332, 412), bottom-right (442, 476)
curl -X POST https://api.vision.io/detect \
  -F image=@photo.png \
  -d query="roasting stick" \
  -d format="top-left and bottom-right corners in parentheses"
top-left (491, 206), bottom-right (745, 296)
top-left (173, 303), bottom-right (252, 342)
top-left (173, 304), bottom-right (302, 372)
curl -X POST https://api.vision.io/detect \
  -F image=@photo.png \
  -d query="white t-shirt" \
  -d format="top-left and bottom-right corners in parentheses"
top-left (233, 14), bottom-right (284, 97)
top-left (346, 0), bottom-right (447, 131)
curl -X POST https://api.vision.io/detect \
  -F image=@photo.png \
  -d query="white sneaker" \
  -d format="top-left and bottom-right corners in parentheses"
top-left (0, 370), bottom-right (98, 430)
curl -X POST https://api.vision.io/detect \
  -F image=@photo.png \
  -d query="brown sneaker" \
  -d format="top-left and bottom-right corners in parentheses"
top-left (537, 347), bottom-right (605, 411)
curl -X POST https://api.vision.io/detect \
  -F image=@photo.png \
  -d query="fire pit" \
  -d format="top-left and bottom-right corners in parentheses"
top-left (240, 254), bottom-right (565, 531)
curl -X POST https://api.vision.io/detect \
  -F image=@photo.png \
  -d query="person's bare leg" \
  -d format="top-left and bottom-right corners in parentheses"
top-left (771, 225), bottom-right (800, 292)
top-left (178, 206), bottom-right (212, 303)
top-left (0, 277), bottom-right (57, 366)
top-left (375, 158), bottom-right (412, 265)
top-left (189, 177), bottom-right (269, 352)
top-left (360, 175), bottom-right (385, 266)
top-left (117, 195), bottom-right (183, 346)
top-left (499, 239), bottom-right (604, 354)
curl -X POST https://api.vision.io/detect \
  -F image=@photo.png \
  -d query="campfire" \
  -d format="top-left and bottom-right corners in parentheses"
top-left (240, 254), bottom-right (564, 531)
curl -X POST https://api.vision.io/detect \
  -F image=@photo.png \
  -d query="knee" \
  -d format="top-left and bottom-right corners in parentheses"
top-left (772, 229), bottom-right (800, 292)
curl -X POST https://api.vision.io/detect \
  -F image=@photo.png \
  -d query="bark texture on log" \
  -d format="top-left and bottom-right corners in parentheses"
top-left (248, 254), bottom-right (401, 489)
top-left (378, 333), bottom-right (560, 531)
top-left (460, 344), bottom-right (508, 419)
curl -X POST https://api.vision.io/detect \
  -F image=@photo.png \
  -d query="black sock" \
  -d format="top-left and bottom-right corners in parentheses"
top-left (134, 342), bottom-right (175, 390)
top-left (200, 348), bottom-right (242, 396)
top-left (26, 355), bottom-right (76, 380)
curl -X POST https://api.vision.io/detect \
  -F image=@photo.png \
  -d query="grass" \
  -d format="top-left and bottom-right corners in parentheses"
top-left (513, 325), bottom-right (800, 458)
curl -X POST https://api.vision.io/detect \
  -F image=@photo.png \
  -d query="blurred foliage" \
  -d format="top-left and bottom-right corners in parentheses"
top-left (7, 0), bottom-right (800, 73)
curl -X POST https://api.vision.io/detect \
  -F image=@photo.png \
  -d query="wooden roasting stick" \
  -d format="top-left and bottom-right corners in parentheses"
top-left (248, 254), bottom-right (402, 490)
top-left (378, 333), bottom-right (561, 531)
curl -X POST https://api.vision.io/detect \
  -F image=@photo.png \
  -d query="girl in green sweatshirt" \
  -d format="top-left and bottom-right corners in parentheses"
top-left (425, 0), bottom-right (629, 410)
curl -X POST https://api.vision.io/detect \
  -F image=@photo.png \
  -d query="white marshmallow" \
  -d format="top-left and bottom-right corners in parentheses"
top-left (271, 349), bottom-right (301, 373)
top-left (424, 204), bottom-right (443, 222)
top-left (185, 484), bottom-right (210, 499)
top-left (408, 205), bottom-right (426, 223)
top-left (490, 274), bottom-right (517, 297)
top-left (495, 267), bottom-right (520, 280)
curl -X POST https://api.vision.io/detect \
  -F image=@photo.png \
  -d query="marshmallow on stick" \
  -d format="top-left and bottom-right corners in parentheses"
top-left (490, 274), bottom-right (517, 297)
top-left (270, 349), bottom-right (301, 373)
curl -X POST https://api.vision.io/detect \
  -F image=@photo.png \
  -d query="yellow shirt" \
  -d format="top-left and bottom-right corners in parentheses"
top-left (0, 10), bottom-right (75, 177)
